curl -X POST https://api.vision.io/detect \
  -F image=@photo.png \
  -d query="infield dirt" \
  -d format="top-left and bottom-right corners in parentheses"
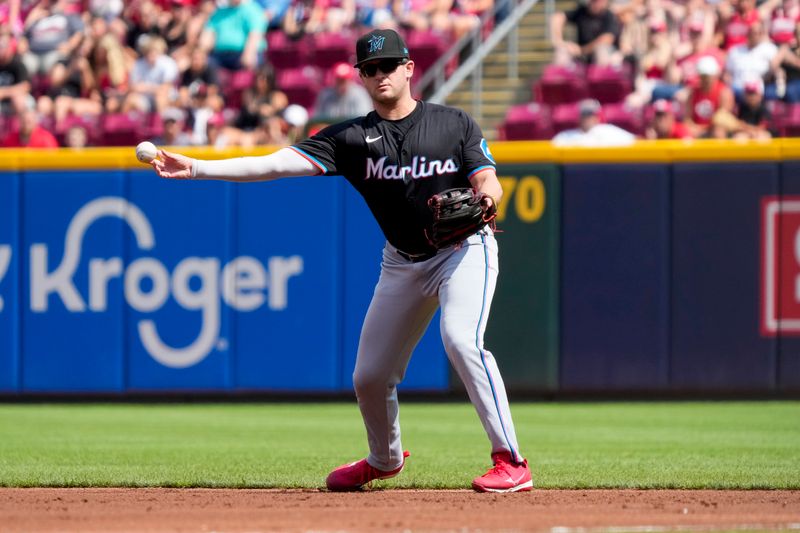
top-left (1, 488), bottom-right (799, 532)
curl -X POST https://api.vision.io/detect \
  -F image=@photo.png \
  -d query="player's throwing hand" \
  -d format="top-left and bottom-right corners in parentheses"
top-left (152, 150), bottom-right (193, 179)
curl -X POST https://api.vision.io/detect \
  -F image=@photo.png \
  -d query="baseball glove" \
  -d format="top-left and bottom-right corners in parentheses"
top-left (425, 188), bottom-right (498, 249)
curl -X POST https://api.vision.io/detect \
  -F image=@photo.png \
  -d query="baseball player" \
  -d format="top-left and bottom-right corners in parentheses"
top-left (150, 29), bottom-right (532, 493)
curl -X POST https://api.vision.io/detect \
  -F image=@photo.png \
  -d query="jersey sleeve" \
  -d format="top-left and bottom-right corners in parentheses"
top-left (290, 124), bottom-right (341, 175)
top-left (462, 112), bottom-right (496, 179)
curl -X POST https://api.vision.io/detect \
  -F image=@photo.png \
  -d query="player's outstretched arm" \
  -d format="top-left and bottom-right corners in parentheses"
top-left (151, 148), bottom-right (321, 182)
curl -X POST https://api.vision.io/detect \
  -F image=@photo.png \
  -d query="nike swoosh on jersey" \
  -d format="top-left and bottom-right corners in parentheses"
top-left (365, 135), bottom-right (382, 143)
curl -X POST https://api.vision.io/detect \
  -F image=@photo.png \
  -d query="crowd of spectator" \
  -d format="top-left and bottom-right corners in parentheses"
top-left (0, 0), bottom-right (495, 148)
top-left (501, 0), bottom-right (800, 143)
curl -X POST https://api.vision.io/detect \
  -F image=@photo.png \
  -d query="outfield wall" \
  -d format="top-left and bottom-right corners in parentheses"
top-left (1, 140), bottom-right (799, 395)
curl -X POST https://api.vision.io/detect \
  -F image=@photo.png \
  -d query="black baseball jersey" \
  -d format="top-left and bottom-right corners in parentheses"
top-left (290, 101), bottom-right (496, 255)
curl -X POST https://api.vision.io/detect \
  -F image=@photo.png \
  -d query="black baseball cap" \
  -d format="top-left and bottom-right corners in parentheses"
top-left (354, 29), bottom-right (410, 68)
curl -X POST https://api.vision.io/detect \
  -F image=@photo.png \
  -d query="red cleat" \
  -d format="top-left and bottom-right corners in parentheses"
top-left (326, 450), bottom-right (410, 491)
top-left (472, 451), bottom-right (533, 493)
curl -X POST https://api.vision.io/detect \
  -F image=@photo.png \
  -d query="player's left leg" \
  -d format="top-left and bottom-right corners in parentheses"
top-left (435, 229), bottom-right (532, 492)
top-left (326, 243), bottom-right (438, 491)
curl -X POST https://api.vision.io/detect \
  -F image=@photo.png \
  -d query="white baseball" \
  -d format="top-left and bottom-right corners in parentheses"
top-left (136, 141), bottom-right (158, 163)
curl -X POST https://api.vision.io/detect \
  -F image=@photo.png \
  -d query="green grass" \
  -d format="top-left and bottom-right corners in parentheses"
top-left (0, 402), bottom-right (798, 489)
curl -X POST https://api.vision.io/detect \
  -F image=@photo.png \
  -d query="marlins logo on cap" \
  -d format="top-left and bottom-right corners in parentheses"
top-left (355, 29), bottom-right (410, 67)
top-left (367, 35), bottom-right (385, 53)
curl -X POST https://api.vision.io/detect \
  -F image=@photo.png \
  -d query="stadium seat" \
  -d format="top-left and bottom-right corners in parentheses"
top-left (54, 114), bottom-right (101, 146)
top-left (586, 65), bottom-right (632, 104)
top-left (602, 102), bottom-right (644, 136)
top-left (101, 112), bottom-right (144, 146)
top-left (534, 64), bottom-right (588, 105)
top-left (550, 102), bottom-right (581, 134)
top-left (405, 30), bottom-right (447, 77)
top-left (311, 31), bottom-right (355, 69)
top-left (276, 66), bottom-right (322, 110)
top-left (498, 102), bottom-right (553, 140)
top-left (775, 103), bottom-right (800, 137)
top-left (218, 68), bottom-right (255, 109)
top-left (266, 31), bottom-right (310, 70)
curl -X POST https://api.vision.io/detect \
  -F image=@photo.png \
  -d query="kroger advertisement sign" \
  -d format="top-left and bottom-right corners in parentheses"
top-left (0, 169), bottom-right (448, 394)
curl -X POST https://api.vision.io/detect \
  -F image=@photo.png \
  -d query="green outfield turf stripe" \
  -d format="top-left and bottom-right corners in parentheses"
top-left (0, 402), bottom-right (797, 489)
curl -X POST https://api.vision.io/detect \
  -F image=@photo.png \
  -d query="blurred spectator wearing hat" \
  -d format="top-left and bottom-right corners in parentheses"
top-left (282, 103), bottom-right (309, 144)
top-left (552, 98), bottom-right (636, 146)
top-left (0, 29), bottom-right (31, 116)
top-left (645, 99), bottom-right (693, 140)
top-left (200, 0), bottom-right (267, 71)
top-left (725, 21), bottom-right (778, 99)
top-left (731, 78), bottom-right (772, 139)
top-left (682, 55), bottom-right (735, 138)
top-left (18, 0), bottom-right (85, 77)
top-left (1, 108), bottom-right (58, 148)
top-left (767, 23), bottom-right (800, 102)
top-left (313, 62), bottom-right (372, 120)
top-left (234, 63), bottom-right (287, 131)
top-left (152, 107), bottom-right (194, 146)
top-left (550, 0), bottom-right (623, 67)
top-left (122, 36), bottom-right (179, 113)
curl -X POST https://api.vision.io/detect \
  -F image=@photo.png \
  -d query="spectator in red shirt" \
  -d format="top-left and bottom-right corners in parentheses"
top-left (682, 56), bottom-right (735, 138)
top-left (645, 99), bottom-right (693, 139)
top-left (717, 0), bottom-right (771, 51)
top-left (769, 0), bottom-right (800, 46)
top-left (1, 108), bottom-right (59, 148)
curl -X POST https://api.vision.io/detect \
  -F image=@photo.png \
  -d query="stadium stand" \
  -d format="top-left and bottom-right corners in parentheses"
top-left (0, 0), bottom-right (460, 147)
top-left (499, 0), bottom-right (800, 141)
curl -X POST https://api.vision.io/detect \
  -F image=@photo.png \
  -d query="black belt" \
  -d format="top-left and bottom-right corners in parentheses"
top-left (396, 249), bottom-right (437, 263)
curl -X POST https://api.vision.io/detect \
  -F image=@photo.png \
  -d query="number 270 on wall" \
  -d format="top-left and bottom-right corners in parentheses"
top-left (496, 176), bottom-right (546, 223)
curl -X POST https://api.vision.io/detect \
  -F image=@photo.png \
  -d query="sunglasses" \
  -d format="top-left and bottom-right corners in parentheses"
top-left (359, 58), bottom-right (407, 77)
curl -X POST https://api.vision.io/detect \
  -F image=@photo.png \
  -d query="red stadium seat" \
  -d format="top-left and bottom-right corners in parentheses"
top-left (534, 64), bottom-right (588, 105)
top-left (405, 30), bottom-right (447, 76)
top-left (311, 31), bottom-right (355, 69)
top-left (218, 68), bottom-right (255, 109)
top-left (550, 102), bottom-right (582, 134)
top-left (586, 65), bottom-right (632, 104)
top-left (771, 102), bottom-right (800, 137)
top-left (276, 66), bottom-right (322, 110)
top-left (101, 112), bottom-right (144, 146)
top-left (54, 114), bottom-right (101, 146)
top-left (498, 102), bottom-right (553, 140)
top-left (267, 31), bottom-right (310, 69)
top-left (602, 102), bottom-right (644, 136)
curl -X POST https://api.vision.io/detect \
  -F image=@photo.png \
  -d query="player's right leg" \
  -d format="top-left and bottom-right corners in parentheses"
top-left (436, 231), bottom-right (532, 492)
top-left (326, 243), bottom-right (438, 491)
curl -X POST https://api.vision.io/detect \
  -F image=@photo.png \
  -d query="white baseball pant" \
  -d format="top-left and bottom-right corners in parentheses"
top-left (353, 228), bottom-right (523, 470)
